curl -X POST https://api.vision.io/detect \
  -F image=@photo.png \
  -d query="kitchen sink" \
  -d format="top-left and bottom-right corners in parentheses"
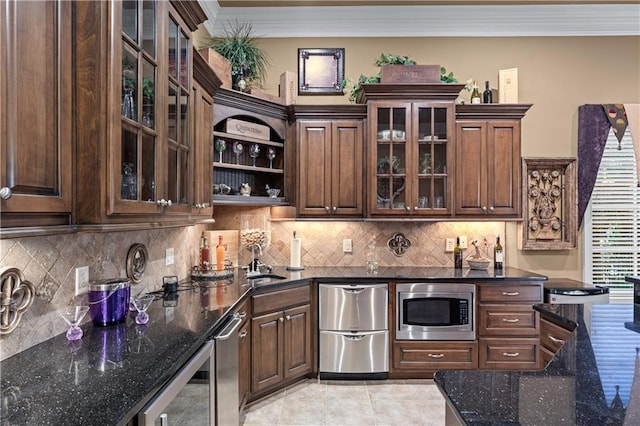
top-left (247, 274), bottom-right (286, 280)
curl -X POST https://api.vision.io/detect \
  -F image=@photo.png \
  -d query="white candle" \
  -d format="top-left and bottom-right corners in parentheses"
top-left (290, 237), bottom-right (302, 269)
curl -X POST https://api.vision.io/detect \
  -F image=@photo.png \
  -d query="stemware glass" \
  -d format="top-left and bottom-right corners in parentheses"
top-left (131, 293), bottom-right (155, 325)
top-left (59, 306), bottom-right (90, 341)
top-left (249, 144), bottom-right (260, 167)
top-left (215, 139), bottom-right (226, 163)
top-left (232, 142), bottom-right (244, 165)
top-left (267, 147), bottom-right (276, 169)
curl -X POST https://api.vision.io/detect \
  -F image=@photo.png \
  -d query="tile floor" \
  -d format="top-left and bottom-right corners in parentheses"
top-left (242, 379), bottom-right (446, 426)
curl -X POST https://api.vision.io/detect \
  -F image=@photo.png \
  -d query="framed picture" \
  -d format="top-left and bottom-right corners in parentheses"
top-left (298, 48), bottom-right (344, 95)
top-left (518, 158), bottom-right (577, 250)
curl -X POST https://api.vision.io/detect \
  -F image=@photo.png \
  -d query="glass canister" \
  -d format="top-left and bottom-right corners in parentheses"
top-left (88, 278), bottom-right (131, 326)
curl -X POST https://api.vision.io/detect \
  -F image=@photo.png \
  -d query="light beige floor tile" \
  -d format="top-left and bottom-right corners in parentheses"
top-left (243, 393), bottom-right (285, 425)
top-left (278, 398), bottom-right (326, 425)
top-left (326, 398), bottom-right (375, 425)
top-left (285, 380), bottom-right (328, 402)
top-left (370, 398), bottom-right (436, 426)
top-left (325, 382), bottom-right (369, 400)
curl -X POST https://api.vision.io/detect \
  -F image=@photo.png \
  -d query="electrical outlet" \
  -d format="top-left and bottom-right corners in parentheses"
top-left (459, 236), bottom-right (468, 249)
top-left (165, 248), bottom-right (174, 266)
top-left (343, 239), bottom-right (353, 253)
top-left (75, 266), bottom-right (89, 296)
top-left (445, 238), bottom-right (455, 252)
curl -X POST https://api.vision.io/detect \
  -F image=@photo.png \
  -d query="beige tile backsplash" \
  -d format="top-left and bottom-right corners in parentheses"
top-left (0, 210), bottom-right (504, 359)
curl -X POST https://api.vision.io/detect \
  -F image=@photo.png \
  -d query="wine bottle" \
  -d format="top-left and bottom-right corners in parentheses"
top-left (494, 235), bottom-right (504, 269)
top-left (216, 235), bottom-right (225, 271)
top-left (470, 81), bottom-right (481, 104)
top-left (483, 81), bottom-right (493, 104)
top-left (200, 236), bottom-right (210, 270)
top-left (454, 237), bottom-right (463, 269)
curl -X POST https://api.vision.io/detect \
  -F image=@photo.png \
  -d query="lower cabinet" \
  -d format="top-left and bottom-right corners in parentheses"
top-left (477, 283), bottom-right (543, 370)
top-left (392, 341), bottom-right (478, 377)
top-left (251, 286), bottom-right (312, 396)
top-left (539, 315), bottom-right (574, 367)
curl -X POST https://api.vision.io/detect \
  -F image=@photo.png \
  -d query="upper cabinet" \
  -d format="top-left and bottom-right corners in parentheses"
top-left (295, 105), bottom-right (366, 217)
top-left (362, 84), bottom-right (462, 217)
top-left (212, 89), bottom-right (290, 205)
top-left (1, 0), bottom-right (73, 232)
top-left (455, 105), bottom-right (531, 218)
top-left (75, 0), bottom-right (210, 226)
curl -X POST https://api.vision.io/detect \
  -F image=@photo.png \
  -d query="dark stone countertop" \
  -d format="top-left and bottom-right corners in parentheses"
top-left (0, 266), bottom-right (545, 425)
top-left (435, 303), bottom-right (640, 425)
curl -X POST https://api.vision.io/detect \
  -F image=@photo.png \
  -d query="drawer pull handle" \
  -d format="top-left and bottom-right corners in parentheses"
top-left (548, 334), bottom-right (565, 344)
top-left (502, 318), bottom-right (520, 323)
top-left (239, 330), bottom-right (248, 339)
top-left (238, 311), bottom-right (247, 319)
top-left (502, 291), bottom-right (520, 296)
top-left (502, 352), bottom-right (520, 357)
top-left (345, 335), bottom-right (366, 341)
top-left (428, 353), bottom-right (445, 358)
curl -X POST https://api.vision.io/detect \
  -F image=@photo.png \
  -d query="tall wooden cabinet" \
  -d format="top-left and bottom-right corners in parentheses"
top-left (75, 0), bottom-right (210, 225)
top-left (1, 0), bottom-right (73, 231)
top-left (298, 120), bottom-right (364, 217)
top-left (455, 105), bottom-right (531, 218)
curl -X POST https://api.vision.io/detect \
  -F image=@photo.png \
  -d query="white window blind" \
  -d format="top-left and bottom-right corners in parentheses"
top-left (583, 128), bottom-right (639, 302)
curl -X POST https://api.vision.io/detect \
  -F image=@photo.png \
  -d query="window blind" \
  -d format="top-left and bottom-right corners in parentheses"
top-left (584, 128), bottom-right (639, 302)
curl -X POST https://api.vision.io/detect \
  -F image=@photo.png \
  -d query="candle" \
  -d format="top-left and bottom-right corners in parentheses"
top-left (290, 232), bottom-right (302, 270)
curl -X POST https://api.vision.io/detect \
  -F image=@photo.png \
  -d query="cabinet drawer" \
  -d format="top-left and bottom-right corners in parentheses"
top-left (478, 284), bottom-right (542, 303)
top-left (540, 318), bottom-right (573, 353)
top-left (393, 341), bottom-right (478, 371)
top-left (253, 285), bottom-right (311, 315)
top-left (479, 338), bottom-right (540, 370)
top-left (478, 305), bottom-right (539, 336)
top-left (234, 296), bottom-right (251, 325)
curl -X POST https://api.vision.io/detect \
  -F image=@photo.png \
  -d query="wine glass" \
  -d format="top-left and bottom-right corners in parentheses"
top-left (249, 144), bottom-right (260, 167)
top-left (215, 139), bottom-right (226, 163)
top-left (59, 306), bottom-right (90, 341)
top-left (232, 142), bottom-right (243, 165)
top-left (267, 147), bottom-right (276, 169)
top-left (131, 293), bottom-right (154, 325)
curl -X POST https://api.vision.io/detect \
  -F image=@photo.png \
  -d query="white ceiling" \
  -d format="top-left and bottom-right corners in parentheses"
top-left (198, 1), bottom-right (640, 37)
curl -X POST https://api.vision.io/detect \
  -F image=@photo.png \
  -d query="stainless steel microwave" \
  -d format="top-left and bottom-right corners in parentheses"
top-left (396, 283), bottom-right (475, 340)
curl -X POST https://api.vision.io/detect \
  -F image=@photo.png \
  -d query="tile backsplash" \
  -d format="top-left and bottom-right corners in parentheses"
top-left (0, 210), bottom-right (504, 359)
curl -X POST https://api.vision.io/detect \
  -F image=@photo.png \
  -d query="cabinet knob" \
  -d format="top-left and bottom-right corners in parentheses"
top-left (489, 206), bottom-right (495, 211)
top-left (482, 206), bottom-right (487, 212)
top-left (285, 315), bottom-right (291, 321)
top-left (279, 317), bottom-right (284, 323)
top-left (325, 206), bottom-right (330, 212)
top-left (405, 206), bottom-right (411, 212)
top-left (0, 187), bottom-right (12, 200)
top-left (413, 206), bottom-right (418, 211)
top-left (332, 206), bottom-right (337, 212)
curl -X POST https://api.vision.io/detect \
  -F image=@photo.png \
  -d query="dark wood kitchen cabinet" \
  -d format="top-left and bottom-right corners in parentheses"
top-left (392, 341), bottom-right (478, 378)
top-left (361, 84), bottom-right (463, 217)
top-left (74, 0), bottom-right (211, 226)
top-left (454, 105), bottom-right (531, 218)
top-left (1, 0), bottom-right (73, 232)
top-left (250, 285), bottom-right (312, 398)
top-left (234, 297), bottom-right (252, 409)
top-left (297, 119), bottom-right (364, 217)
top-left (477, 283), bottom-right (543, 370)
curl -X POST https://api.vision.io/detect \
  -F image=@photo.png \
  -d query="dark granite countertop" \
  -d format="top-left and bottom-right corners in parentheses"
top-left (0, 266), bottom-right (545, 425)
top-left (435, 303), bottom-right (640, 425)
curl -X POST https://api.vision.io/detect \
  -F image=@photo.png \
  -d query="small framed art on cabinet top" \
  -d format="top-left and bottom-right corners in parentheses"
top-left (298, 48), bottom-right (344, 95)
top-left (519, 158), bottom-right (577, 250)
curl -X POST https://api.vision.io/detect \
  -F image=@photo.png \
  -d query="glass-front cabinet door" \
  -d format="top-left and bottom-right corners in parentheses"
top-left (369, 101), bottom-right (454, 216)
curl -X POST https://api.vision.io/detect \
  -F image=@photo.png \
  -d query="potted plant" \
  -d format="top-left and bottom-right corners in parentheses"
top-left (208, 21), bottom-right (269, 92)
top-left (342, 53), bottom-right (459, 103)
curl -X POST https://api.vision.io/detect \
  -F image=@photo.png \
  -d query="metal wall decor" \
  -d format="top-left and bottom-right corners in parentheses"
top-left (0, 267), bottom-right (35, 335)
top-left (126, 243), bottom-right (149, 284)
top-left (387, 232), bottom-right (411, 256)
top-left (298, 48), bottom-right (345, 95)
top-left (519, 158), bottom-right (577, 250)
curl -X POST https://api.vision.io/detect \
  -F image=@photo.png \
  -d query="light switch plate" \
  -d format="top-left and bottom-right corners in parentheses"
top-left (445, 238), bottom-right (455, 252)
top-left (459, 236), bottom-right (468, 249)
top-left (499, 67), bottom-right (518, 103)
top-left (342, 239), bottom-right (352, 253)
top-left (165, 248), bottom-right (174, 266)
top-left (75, 266), bottom-right (89, 296)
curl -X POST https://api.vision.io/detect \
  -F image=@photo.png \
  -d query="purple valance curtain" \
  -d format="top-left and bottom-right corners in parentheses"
top-left (577, 105), bottom-right (611, 228)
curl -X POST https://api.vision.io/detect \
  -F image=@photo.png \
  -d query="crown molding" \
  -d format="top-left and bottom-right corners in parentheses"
top-left (199, 3), bottom-right (640, 37)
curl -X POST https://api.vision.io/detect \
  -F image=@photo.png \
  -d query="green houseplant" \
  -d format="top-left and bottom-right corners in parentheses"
top-left (208, 21), bottom-right (269, 91)
top-left (342, 53), bottom-right (459, 103)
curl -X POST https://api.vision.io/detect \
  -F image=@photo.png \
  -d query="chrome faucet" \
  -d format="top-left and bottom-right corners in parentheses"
top-left (245, 244), bottom-right (272, 276)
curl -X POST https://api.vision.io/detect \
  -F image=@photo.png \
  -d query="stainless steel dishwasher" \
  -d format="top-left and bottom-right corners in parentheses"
top-left (319, 283), bottom-right (389, 379)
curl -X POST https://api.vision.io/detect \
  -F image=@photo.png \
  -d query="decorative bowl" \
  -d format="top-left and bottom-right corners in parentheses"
top-left (266, 188), bottom-right (281, 198)
top-left (467, 258), bottom-right (491, 270)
